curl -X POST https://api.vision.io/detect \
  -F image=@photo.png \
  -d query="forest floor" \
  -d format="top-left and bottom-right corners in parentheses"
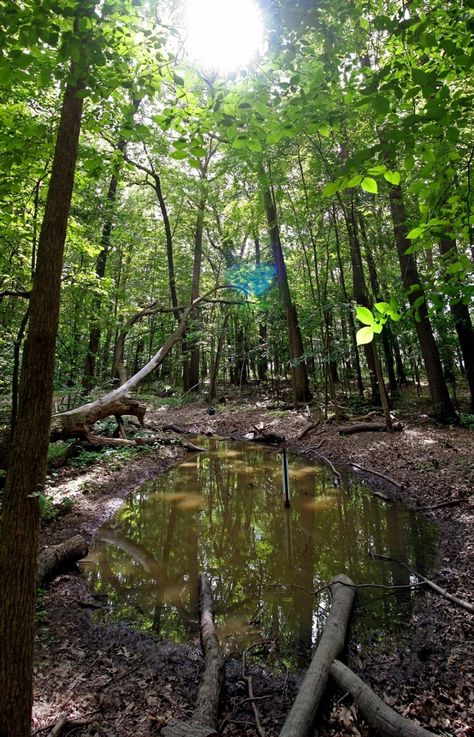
top-left (33, 390), bottom-right (473, 737)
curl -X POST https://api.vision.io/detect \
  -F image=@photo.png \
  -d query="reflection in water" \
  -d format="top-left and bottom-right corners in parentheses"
top-left (82, 438), bottom-right (437, 668)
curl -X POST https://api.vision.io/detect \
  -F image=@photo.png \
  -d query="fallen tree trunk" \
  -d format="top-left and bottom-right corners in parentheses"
top-left (330, 660), bottom-right (436, 737)
top-left (338, 422), bottom-right (403, 435)
top-left (36, 535), bottom-right (88, 586)
top-left (279, 574), bottom-right (356, 737)
top-left (49, 289), bottom-right (228, 441)
top-left (163, 574), bottom-right (224, 737)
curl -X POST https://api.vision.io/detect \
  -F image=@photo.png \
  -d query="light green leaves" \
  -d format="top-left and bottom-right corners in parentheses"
top-left (355, 300), bottom-right (401, 345)
top-left (356, 326), bottom-right (375, 345)
top-left (361, 176), bottom-right (378, 194)
top-left (384, 170), bottom-right (401, 186)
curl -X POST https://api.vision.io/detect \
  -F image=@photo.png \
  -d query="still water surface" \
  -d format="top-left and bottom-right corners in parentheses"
top-left (82, 438), bottom-right (438, 667)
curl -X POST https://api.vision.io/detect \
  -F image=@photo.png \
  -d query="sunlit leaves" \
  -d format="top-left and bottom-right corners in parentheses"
top-left (360, 177), bottom-right (378, 194)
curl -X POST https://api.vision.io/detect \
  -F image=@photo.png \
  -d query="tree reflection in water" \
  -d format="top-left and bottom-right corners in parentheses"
top-left (82, 438), bottom-right (437, 668)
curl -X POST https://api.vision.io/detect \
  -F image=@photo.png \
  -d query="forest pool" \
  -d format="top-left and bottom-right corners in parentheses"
top-left (81, 438), bottom-right (438, 668)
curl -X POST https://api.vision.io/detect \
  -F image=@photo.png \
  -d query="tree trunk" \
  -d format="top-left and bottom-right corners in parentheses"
top-left (184, 187), bottom-right (206, 393)
top-left (333, 211), bottom-right (364, 396)
top-left (47, 291), bottom-right (220, 440)
top-left (330, 660), bottom-right (436, 737)
top-left (82, 137), bottom-right (127, 393)
top-left (260, 166), bottom-right (311, 405)
top-left (359, 213), bottom-right (398, 394)
top-left (387, 184), bottom-right (457, 422)
top-left (162, 574), bottom-right (224, 737)
top-left (340, 198), bottom-right (380, 404)
top-left (440, 237), bottom-right (474, 411)
top-left (0, 24), bottom-right (89, 735)
top-left (279, 575), bottom-right (355, 737)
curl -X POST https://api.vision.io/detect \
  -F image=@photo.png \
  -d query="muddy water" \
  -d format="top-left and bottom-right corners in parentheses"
top-left (82, 438), bottom-right (437, 667)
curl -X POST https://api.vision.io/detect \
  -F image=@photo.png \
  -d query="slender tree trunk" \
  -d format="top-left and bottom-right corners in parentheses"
top-left (82, 138), bottom-right (126, 392)
top-left (440, 238), bottom-right (474, 411)
top-left (358, 213), bottom-right (398, 394)
top-left (10, 308), bottom-right (30, 438)
top-left (387, 184), bottom-right (457, 422)
top-left (184, 187), bottom-right (206, 393)
top-left (255, 236), bottom-right (268, 382)
top-left (0, 32), bottom-right (88, 736)
top-left (333, 209), bottom-right (364, 396)
top-left (260, 165), bottom-right (311, 405)
top-left (340, 197), bottom-right (380, 404)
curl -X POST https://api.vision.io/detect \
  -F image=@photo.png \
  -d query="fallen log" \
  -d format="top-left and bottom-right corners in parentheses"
top-left (330, 660), bottom-right (436, 737)
top-left (37, 535), bottom-right (88, 586)
top-left (338, 422), bottom-right (403, 435)
top-left (48, 288), bottom-right (231, 442)
top-left (163, 574), bottom-right (224, 737)
top-left (297, 419), bottom-right (320, 441)
top-left (279, 574), bottom-right (356, 737)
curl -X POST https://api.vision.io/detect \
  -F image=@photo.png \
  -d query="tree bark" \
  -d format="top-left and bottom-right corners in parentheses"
top-left (163, 574), bottom-right (224, 737)
top-left (260, 165), bottom-right (311, 405)
top-left (439, 237), bottom-right (474, 411)
top-left (36, 536), bottom-right (88, 587)
top-left (340, 197), bottom-right (380, 404)
top-left (0, 14), bottom-right (90, 733)
top-left (330, 660), bottom-right (436, 737)
top-left (279, 574), bottom-right (356, 737)
top-left (387, 183), bottom-right (457, 423)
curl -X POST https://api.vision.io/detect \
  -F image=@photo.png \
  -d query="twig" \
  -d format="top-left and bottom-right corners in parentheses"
top-left (33, 712), bottom-right (98, 737)
top-left (349, 462), bottom-right (403, 490)
top-left (242, 644), bottom-right (267, 737)
top-left (415, 499), bottom-right (463, 512)
top-left (370, 553), bottom-right (474, 614)
top-left (310, 450), bottom-right (342, 481)
top-left (102, 657), bottom-right (143, 688)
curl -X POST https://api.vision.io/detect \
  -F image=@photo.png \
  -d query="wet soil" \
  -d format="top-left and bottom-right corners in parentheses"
top-left (34, 398), bottom-right (474, 737)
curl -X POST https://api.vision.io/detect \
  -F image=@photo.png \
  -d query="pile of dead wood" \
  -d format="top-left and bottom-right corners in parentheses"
top-left (162, 573), bottom-right (437, 737)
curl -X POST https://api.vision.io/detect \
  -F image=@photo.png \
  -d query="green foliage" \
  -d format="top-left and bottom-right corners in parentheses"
top-left (38, 494), bottom-right (74, 523)
top-left (355, 301), bottom-right (401, 346)
top-left (460, 414), bottom-right (474, 432)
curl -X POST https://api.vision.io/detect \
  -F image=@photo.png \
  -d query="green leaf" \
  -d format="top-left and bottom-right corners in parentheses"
top-left (361, 177), bottom-right (378, 194)
top-left (384, 170), bottom-right (401, 186)
top-left (356, 306), bottom-right (375, 326)
top-left (347, 174), bottom-right (363, 187)
top-left (375, 301), bottom-right (389, 314)
top-left (322, 180), bottom-right (341, 197)
top-left (406, 226), bottom-right (424, 239)
top-left (372, 95), bottom-right (390, 114)
top-left (356, 326), bottom-right (375, 345)
top-left (246, 139), bottom-right (262, 152)
top-left (266, 130), bottom-right (283, 145)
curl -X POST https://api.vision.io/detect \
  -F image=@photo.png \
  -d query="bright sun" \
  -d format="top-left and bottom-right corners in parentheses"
top-left (184, 0), bottom-right (265, 74)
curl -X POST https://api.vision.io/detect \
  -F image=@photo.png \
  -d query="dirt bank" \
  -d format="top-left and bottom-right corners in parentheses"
top-left (34, 400), bottom-right (473, 736)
